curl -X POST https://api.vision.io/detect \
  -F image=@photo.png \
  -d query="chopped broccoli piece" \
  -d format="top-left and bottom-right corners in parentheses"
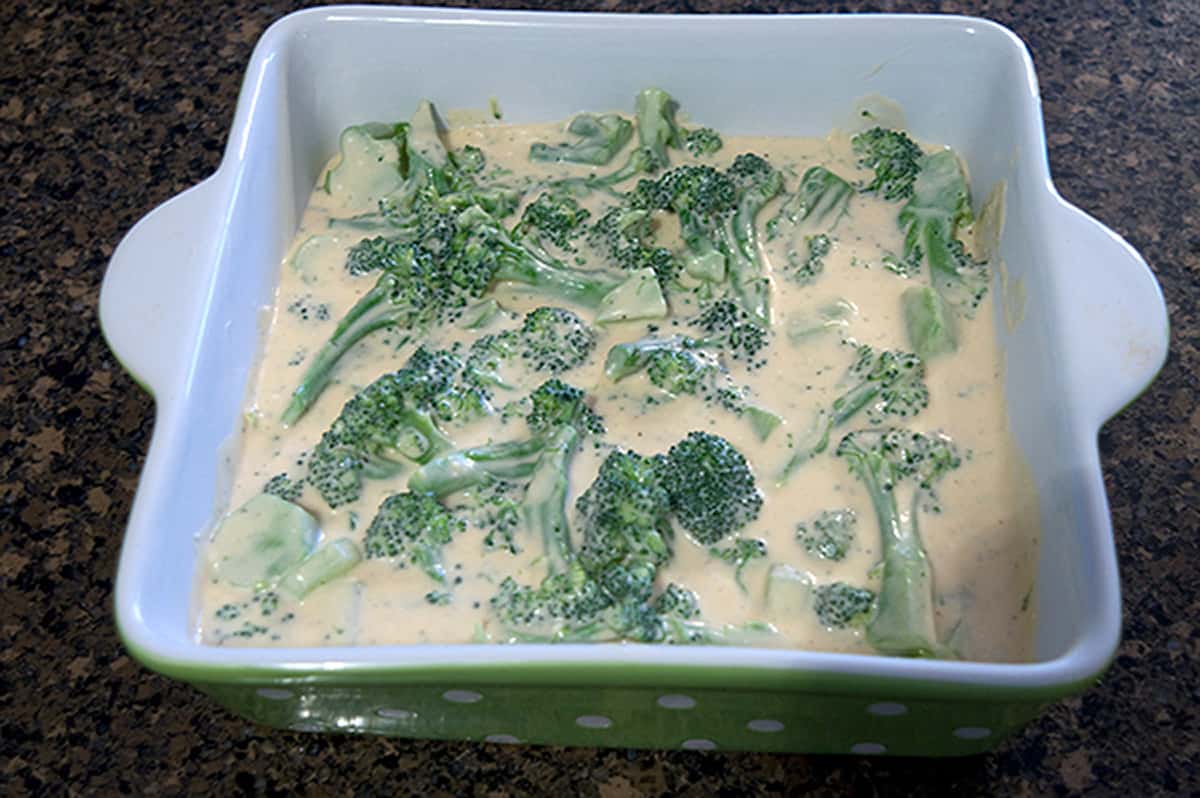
top-left (896, 150), bottom-right (990, 358)
top-left (683, 127), bottom-right (723, 157)
top-left (787, 233), bottom-right (833, 284)
top-left (813, 582), bottom-right (875, 629)
top-left (708, 537), bottom-right (768, 592)
top-left (852, 127), bottom-right (924, 201)
top-left (796, 509), bottom-right (857, 561)
top-left (306, 348), bottom-right (487, 508)
top-left (408, 379), bottom-right (602, 499)
top-left (530, 113), bottom-right (633, 166)
top-left (587, 206), bottom-right (680, 288)
top-left (693, 299), bottom-right (769, 366)
top-left (512, 192), bottom-right (592, 252)
top-left (263, 473), bottom-right (304, 503)
top-left (278, 538), bottom-right (362, 599)
top-left (659, 431), bottom-right (763, 545)
top-left (363, 492), bottom-right (465, 586)
top-left (836, 428), bottom-right (963, 657)
top-left (576, 449), bottom-right (674, 577)
top-left (602, 333), bottom-right (781, 440)
top-left (780, 344), bottom-right (930, 483)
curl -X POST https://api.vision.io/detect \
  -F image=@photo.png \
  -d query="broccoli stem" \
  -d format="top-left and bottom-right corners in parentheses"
top-left (407, 438), bottom-right (546, 498)
top-left (840, 442), bottom-right (950, 658)
top-left (727, 177), bottom-right (782, 327)
top-left (493, 249), bottom-right (618, 308)
top-left (522, 426), bottom-right (579, 576)
top-left (282, 275), bottom-right (404, 426)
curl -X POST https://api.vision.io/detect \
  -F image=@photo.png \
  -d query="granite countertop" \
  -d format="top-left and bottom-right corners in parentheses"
top-left (2, 0), bottom-right (1196, 793)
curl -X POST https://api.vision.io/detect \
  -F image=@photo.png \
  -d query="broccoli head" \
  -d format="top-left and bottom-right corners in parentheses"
top-left (659, 431), bottom-right (763, 545)
top-left (814, 582), bottom-right (876, 629)
top-left (305, 347), bottom-right (487, 508)
top-left (851, 127), bottom-right (924, 201)
top-left (363, 492), bottom-right (465, 587)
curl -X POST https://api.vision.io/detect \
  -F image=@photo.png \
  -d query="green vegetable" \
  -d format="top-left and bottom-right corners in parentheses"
top-left (305, 347), bottom-right (488, 508)
top-left (659, 431), bottom-right (763, 545)
top-left (813, 582), bottom-right (876, 629)
top-left (530, 113), bottom-right (633, 166)
top-left (796, 509), bottom-right (857, 562)
top-left (851, 126), bottom-right (924, 201)
top-left (896, 150), bottom-right (990, 358)
top-left (363, 492), bottom-right (465, 586)
top-left (835, 427), bottom-right (962, 657)
top-left (779, 344), bottom-right (930, 482)
top-left (207, 494), bottom-right (319, 588)
top-left (278, 538), bottom-right (362, 599)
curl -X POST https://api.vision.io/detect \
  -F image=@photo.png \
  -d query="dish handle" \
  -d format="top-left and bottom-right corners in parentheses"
top-left (99, 176), bottom-right (226, 398)
top-left (1048, 197), bottom-right (1169, 425)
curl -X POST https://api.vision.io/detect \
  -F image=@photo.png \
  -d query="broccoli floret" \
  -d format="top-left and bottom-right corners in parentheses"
top-left (363, 493), bottom-right (465, 587)
top-left (489, 562), bottom-right (614, 642)
top-left (450, 478), bottom-right (522, 553)
top-left (852, 127), bottom-right (924, 201)
top-left (796, 509), bottom-right (856, 561)
top-left (768, 166), bottom-right (854, 242)
top-left (518, 306), bottom-right (599, 375)
top-left (832, 345), bottom-right (930, 426)
top-left (602, 334), bottom-right (781, 440)
top-left (708, 537), bottom-right (768, 592)
top-left (659, 431), bottom-right (763, 545)
top-left (464, 306), bottom-right (597, 396)
top-left (408, 379), bottom-right (602, 499)
top-left (694, 299), bottom-right (769, 366)
top-left (724, 153), bottom-right (784, 325)
top-left (282, 242), bottom-right (478, 424)
top-left (306, 348), bottom-right (487, 508)
top-left (576, 449), bottom-right (674, 577)
top-left (896, 150), bottom-right (990, 359)
top-left (787, 233), bottom-right (833, 284)
top-left (630, 164), bottom-right (737, 284)
top-left (683, 127), bottom-right (723, 157)
top-left (835, 427), bottom-right (962, 657)
top-left (586, 206), bottom-right (680, 288)
top-left (548, 88), bottom-right (683, 194)
top-left (512, 192), bottom-right (592, 252)
top-left (814, 582), bottom-right (876, 629)
top-left (780, 344), bottom-right (930, 482)
top-left (456, 205), bottom-right (668, 324)
top-left (263, 473), bottom-right (304, 503)
top-left (530, 113), bottom-right (633, 166)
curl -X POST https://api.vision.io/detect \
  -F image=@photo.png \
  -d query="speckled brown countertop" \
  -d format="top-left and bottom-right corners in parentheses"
top-left (2, 0), bottom-right (1196, 793)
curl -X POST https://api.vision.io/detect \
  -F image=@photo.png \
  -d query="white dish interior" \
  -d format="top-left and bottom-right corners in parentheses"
top-left (100, 8), bottom-right (1168, 688)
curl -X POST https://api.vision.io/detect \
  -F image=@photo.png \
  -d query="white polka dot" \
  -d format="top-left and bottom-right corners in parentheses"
top-left (442, 689), bottom-right (483, 704)
top-left (953, 726), bottom-right (992, 740)
top-left (484, 734), bottom-right (521, 744)
top-left (575, 714), bottom-right (613, 729)
top-left (867, 702), bottom-right (909, 717)
top-left (850, 742), bottom-right (887, 755)
top-left (376, 708), bottom-right (416, 720)
top-left (657, 694), bottom-right (696, 710)
top-left (746, 719), bottom-right (785, 733)
top-left (256, 688), bottom-right (293, 701)
top-left (681, 738), bottom-right (717, 750)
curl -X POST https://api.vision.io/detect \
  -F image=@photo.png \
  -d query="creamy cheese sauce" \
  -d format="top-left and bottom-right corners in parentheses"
top-left (194, 115), bottom-right (1039, 661)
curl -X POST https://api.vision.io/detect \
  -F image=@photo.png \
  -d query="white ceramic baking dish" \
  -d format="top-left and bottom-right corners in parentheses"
top-left (99, 6), bottom-right (1168, 755)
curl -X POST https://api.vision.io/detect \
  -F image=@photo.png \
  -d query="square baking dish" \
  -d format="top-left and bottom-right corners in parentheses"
top-left (99, 6), bottom-right (1168, 755)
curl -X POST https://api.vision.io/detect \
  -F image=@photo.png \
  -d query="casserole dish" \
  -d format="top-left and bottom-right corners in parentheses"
top-left (99, 6), bottom-right (1169, 755)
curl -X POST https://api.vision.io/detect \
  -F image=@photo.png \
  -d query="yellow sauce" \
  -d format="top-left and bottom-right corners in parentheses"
top-left (194, 115), bottom-right (1039, 661)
